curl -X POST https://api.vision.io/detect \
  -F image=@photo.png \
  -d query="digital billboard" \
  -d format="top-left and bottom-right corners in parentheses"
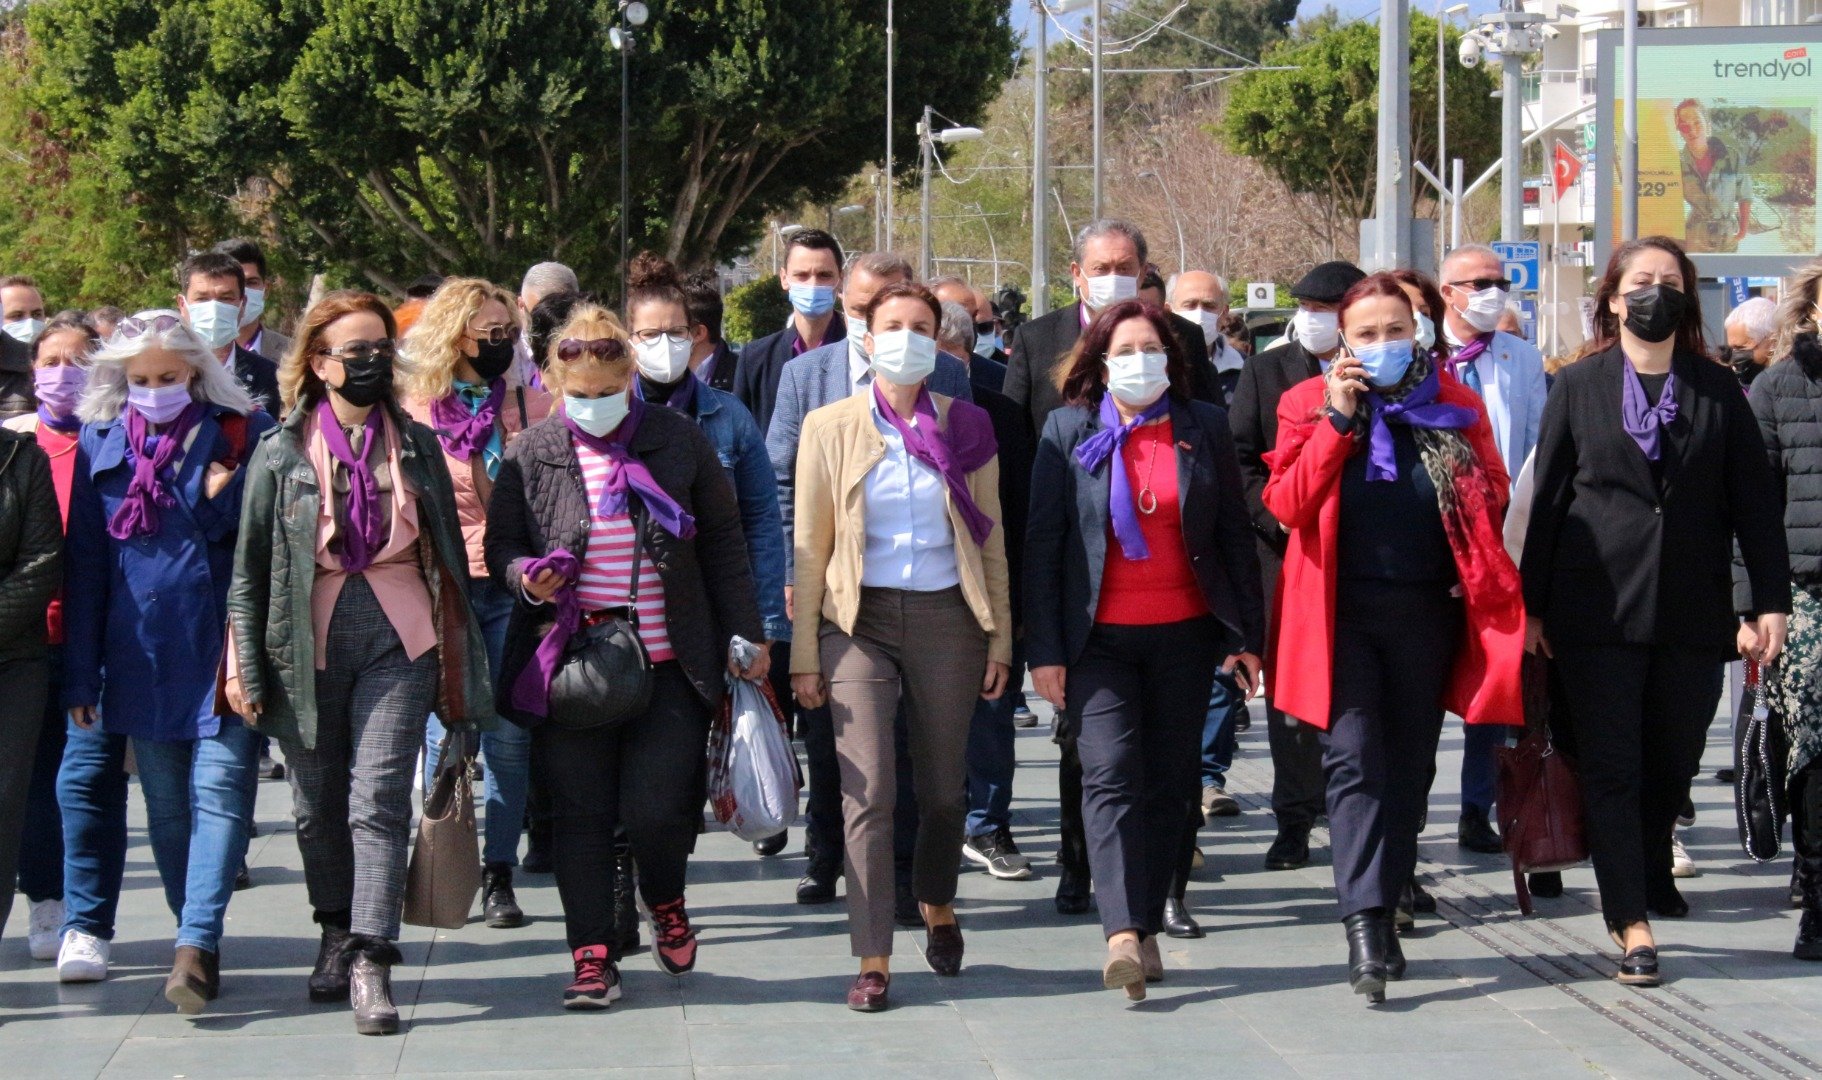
top-left (1595, 26), bottom-right (1822, 278)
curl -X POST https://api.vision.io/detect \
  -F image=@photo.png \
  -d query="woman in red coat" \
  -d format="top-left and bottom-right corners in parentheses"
top-left (1262, 272), bottom-right (1524, 1003)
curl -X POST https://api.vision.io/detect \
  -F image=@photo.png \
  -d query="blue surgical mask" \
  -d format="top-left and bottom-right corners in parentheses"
top-left (565, 391), bottom-right (630, 437)
top-left (185, 299), bottom-right (241, 351)
top-left (239, 287), bottom-right (266, 329)
top-left (1350, 338), bottom-right (1416, 388)
top-left (788, 283), bottom-right (836, 319)
top-left (973, 332), bottom-right (1001, 359)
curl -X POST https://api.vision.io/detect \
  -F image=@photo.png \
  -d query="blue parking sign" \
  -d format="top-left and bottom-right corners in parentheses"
top-left (1491, 241), bottom-right (1541, 293)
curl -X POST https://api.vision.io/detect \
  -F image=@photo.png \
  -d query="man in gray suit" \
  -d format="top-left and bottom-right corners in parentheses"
top-left (766, 249), bottom-right (973, 908)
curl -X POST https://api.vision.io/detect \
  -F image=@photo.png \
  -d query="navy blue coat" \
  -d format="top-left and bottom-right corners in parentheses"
top-left (732, 312), bottom-right (846, 437)
top-left (62, 403), bottom-right (277, 740)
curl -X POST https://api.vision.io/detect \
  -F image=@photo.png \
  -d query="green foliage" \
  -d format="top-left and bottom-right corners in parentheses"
top-left (1222, 13), bottom-right (1500, 227)
top-left (25, 0), bottom-right (1016, 295)
top-left (722, 276), bottom-right (790, 346)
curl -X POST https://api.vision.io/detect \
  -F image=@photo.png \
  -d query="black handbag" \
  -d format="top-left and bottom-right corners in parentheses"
top-left (544, 511), bottom-right (654, 731)
top-left (1734, 660), bottom-right (1789, 862)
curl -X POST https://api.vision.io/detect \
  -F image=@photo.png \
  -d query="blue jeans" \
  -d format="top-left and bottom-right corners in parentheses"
top-left (426, 579), bottom-right (525, 868)
top-left (132, 723), bottom-right (259, 953)
top-left (19, 650), bottom-right (67, 902)
top-left (58, 719), bottom-right (129, 940)
top-left (965, 653), bottom-right (1025, 838)
top-left (1201, 671), bottom-right (1242, 788)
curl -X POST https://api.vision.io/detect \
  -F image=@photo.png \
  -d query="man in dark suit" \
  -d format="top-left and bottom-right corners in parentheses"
top-left (1229, 259), bottom-right (1365, 871)
top-left (683, 270), bottom-right (740, 393)
top-left (177, 252), bottom-right (278, 414)
top-left (214, 238), bottom-right (291, 363)
top-left (1004, 219), bottom-right (1218, 437)
top-left (732, 228), bottom-right (845, 435)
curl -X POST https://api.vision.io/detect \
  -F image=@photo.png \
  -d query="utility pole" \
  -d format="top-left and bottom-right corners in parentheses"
top-left (1621, 0), bottom-right (1638, 238)
top-left (885, 0), bottom-right (895, 250)
top-left (1372, 0), bottom-right (1411, 269)
top-left (1031, 0), bottom-right (1051, 316)
top-left (920, 106), bottom-right (935, 280)
top-left (1091, 0), bottom-right (1104, 219)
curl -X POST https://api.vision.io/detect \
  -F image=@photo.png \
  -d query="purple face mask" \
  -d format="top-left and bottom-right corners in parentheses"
top-left (126, 382), bottom-right (193, 425)
top-left (33, 364), bottom-right (87, 418)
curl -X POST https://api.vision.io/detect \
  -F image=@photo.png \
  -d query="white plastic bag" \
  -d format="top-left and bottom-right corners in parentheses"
top-left (707, 637), bottom-right (801, 842)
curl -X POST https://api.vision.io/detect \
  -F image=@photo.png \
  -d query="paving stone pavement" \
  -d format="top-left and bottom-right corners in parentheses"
top-left (3, 694), bottom-right (1819, 1079)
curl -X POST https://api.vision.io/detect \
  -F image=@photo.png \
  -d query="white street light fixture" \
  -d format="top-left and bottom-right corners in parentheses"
top-left (920, 107), bottom-right (989, 277)
top-left (623, 1), bottom-right (649, 26)
top-left (934, 126), bottom-right (985, 144)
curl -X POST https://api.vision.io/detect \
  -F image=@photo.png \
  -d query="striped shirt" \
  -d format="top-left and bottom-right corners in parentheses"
top-left (574, 439), bottom-right (674, 662)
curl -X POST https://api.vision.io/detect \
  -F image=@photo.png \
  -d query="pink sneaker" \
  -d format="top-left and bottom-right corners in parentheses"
top-left (648, 898), bottom-right (698, 976)
top-left (563, 946), bottom-right (620, 1009)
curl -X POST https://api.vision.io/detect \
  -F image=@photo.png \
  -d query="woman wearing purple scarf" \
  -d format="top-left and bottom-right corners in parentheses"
top-left (226, 292), bottom-right (491, 1035)
top-left (60, 308), bottom-right (273, 1013)
top-left (1025, 300), bottom-right (1264, 1000)
top-left (790, 281), bottom-right (1011, 1011)
top-left (401, 277), bottom-right (552, 931)
top-left (485, 302), bottom-right (762, 1011)
top-left (1522, 237), bottom-right (1790, 987)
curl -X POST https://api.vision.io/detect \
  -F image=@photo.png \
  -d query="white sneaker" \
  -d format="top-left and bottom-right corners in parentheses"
top-left (57, 928), bottom-right (108, 982)
top-left (1671, 832), bottom-right (1699, 879)
top-left (27, 898), bottom-right (64, 961)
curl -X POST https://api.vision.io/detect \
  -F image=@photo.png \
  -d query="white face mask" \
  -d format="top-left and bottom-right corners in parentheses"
top-left (185, 299), bottom-right (241, 351)
top-left (633, 333), bottom-right (693, 384)
top-left (1105, 350), bottom-right (1170, 408)
top-left (1188, 308), bottom-right (1221, 346)
top-left (1414, 312), bottom-right (1437, 352)
top-left (868, 329), bottom-right (938, 386)
top-left (2, 317), bottom-right (45, 346)
top-left (1291, 308), bottom-right (1340, 354)
top-left (1461, 286), bottom-right (1507, 334)
top-left (239, 287), bottom-right (265, 330)
top-left (566, 391), bottom-right (630, 437)
top-left (1082, 273), bottom-right (1139, 311)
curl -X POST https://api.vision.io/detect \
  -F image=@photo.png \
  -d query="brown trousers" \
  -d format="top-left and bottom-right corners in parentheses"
top-left (820, 586), bottom-right (988, 957)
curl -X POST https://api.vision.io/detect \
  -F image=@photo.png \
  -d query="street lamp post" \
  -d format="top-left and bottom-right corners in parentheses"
top-left (1091, 0), bottom-right (1104, 218)
top-left (610, 1), bottom-right (649, 302)
top-left (919, 106), bottom-right (985, 279)
top-left (885, 0), bottom-right (896, 249)
top-left (1136, 170), bottom-right (1186, 272)
top-left (1031, 0), bottom-right (1049, 317)
top-left (1438, 2), bottom-right (1469, 259)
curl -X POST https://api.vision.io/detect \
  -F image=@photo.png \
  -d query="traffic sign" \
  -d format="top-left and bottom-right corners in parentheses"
top-left (1491, 241), bottom-right (1540, 293)
top-left (1245, 281), bottom-right (1275, 309)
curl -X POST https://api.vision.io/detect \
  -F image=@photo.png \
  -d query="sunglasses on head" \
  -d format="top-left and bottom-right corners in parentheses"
top-left (112, 314), bottom-right (184, 341)
top-left (556, 337), bottom-right (627, 363)
top-left (1449, 277), bottom-right (1513, 292)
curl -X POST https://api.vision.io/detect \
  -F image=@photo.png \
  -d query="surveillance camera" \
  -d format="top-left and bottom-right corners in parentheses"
top-left (1459, 35), bottom-right (1483, 67)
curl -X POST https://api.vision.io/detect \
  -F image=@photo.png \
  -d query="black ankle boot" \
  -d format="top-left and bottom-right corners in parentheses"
top-left (1162, 895), bottom-right (1202, 938)
top-left (308, 922), bottom-right (354, 1003)
top-left (1343, 910), bottom-right (1388, 1002)
top-left (1795, 879), bottom-right (1822, 961)
top-left (481, 864), bottom-right (523, 928)
top-left (348, 937), bottom-right (401, 1035)
top-left (613, 849), bottom-right (641, 954)
top-left (1381, 917), bottom-right (1407, 980)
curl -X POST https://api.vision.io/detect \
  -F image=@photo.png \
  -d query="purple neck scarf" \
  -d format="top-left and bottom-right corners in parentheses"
top-left (429, 377), bottom-right (504, 461)
top-left (1621, 362), bottom-right (1679, 461)
top-left (508, 549), bottom-right (582, 717)
top-left (870, 382), bottom-right (997, 548)
top-left (1363, 366), bottom-right (1479, 482)
top-left (316, 398), bottom-right (388, 573)
top-left (634, 372), bottom-right (699, 415)
top-left (108, 402), bottom-right (205, 540)
top-left (563, 397), bottom-right (696, 540)
top-left (36, 405), bottom-right (80, 434)
top-left (1074, 393), bottom-right (1171, 560)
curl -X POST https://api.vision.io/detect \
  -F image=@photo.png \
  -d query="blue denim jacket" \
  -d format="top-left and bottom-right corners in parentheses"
top-left (690, 384), bottom-right (790, 641)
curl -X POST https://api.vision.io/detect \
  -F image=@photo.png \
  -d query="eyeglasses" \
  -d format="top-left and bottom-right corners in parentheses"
top-left (556, 337), bottom-right (627, 363)
top-left (1448, 277), bottom-right (1513, 292)
top-left (630, 327), bottom-right (690, 345)
top-left (466, 324), bottom-right (520, 346)
top-left (316, 340), bottom-right (397, 364)
top-left (113, 314), bottom-right (183, 340)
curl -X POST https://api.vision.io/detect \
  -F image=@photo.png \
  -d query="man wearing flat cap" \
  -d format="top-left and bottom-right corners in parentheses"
top-left (1228, 260), bottom-right (1366, 873)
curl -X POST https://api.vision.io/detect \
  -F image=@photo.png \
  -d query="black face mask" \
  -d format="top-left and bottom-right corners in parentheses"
top-left (1622, 284), bottom-right (1686, 344)
top-left (331, 354), bottom-right (395, 409)
top-left (470, 338), bottom-right (516, 381)
top-left (1727, 347), bottom-right (1758, 376)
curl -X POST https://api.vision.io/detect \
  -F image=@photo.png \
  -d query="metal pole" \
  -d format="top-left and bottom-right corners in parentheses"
top-left (1091, 0), bottom-right (1104, 219)
top-left (1500, 8), bottom-right (1523, 243)
top-left (1451, 157), bottom-right (1464, 250)
top-left (885, 0), bottom-right (895, 250)
top-left (920, 107), bottom-right (934, 280)
top-left (1437, 0), bottom-right (1447, 263)
top-left (620, 31), bottom-right (631, 300)
top-left (1031, 0), bottom-right (1051, 317)
top-left (1374, 0), bottom-right (1411, 269)
top-left (1621, 0), bottom-right (1638, 239)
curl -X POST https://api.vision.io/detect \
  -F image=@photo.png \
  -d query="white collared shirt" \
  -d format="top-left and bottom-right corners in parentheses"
top-left (847, 336), bottom-right (873, 397)
top-left (860, 392), bottom-right (959, 591)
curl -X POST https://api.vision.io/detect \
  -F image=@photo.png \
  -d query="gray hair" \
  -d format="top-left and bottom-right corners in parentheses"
top-left (1442, 243), bottom-right (1502, 276)
top-left (1725, 296), bottom-right (1778, 345)
top-left (1073, 219), bottom-right (1148, 268)
top-left (927, 274), bottom-right (969, 293)
top-left (520, 261), bottom-right (579, 301)
top-left (78, 309), bottom-right (256, 424)
top-left (847, 251), bottom-right (914, 283)
top-left (1166, 270), bottom-right (1228, 302)
top-left (937, 300), bottom-right (976, 356)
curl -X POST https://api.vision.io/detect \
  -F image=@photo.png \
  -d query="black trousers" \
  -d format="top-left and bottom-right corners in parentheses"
top-left (533, 662), bottom-right (710, 953)
top-left (1070, 618), bottom-right (1221, 938)
top-left (1552, 643), bottom-right (1722, 924)
top-left (1261, 541), bottom-right (1326, 828)
top-left (1322, 582), bottom-right (1462, 919)
top-left (0, 656), bottom-right (48, 940)
top-left (1793, 763), bottom-right (1822, 875)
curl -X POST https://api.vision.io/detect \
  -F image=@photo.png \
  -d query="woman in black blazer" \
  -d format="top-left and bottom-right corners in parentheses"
top-left (1025, 300), bottom-right (1265, 1000)
top-left (1521, 236), bottom-right (1790, 987)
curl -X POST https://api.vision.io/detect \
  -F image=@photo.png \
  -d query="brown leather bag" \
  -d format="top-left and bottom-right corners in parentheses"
top-left (1497, 653), bottom-right (1588, 915)
top-left (403, 730), bottom-right (482, 929)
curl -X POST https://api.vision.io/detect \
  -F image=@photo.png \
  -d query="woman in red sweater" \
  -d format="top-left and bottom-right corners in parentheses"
top-left (1025, 301), bottom-right (1265, 1000)
top-left (1263, 273), bottom-right (1524, 1003)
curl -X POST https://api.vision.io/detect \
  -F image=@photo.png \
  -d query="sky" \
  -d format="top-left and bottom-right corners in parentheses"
top-left (1007, 0), bottom-right (1510, 53)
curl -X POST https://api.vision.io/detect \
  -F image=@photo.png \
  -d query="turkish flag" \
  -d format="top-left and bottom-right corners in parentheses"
top-left (1552, 140), bottom-right (1582, 202)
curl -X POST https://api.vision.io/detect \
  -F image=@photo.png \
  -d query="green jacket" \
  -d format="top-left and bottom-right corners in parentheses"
top-left (227, 399), bottom-right (494, 750)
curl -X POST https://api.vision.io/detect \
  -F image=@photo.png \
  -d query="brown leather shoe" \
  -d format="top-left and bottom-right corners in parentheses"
top-left (164, 945), bottom-right (219, 1014)
top-left (924, 921), bottom-right (964, 977)
top-left (1103, 937), bottom-right (1145, 1000)
top-left (846, 970), bottom-right (890, 1012)
top-left (1140, 936), bottom-right (1164, 983)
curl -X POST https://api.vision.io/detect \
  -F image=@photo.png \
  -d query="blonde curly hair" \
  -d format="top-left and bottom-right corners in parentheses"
top-left (399, 276), bottom-right (521, 404)
top-left (539, 303), bottom-right (633, 395)
top-left (1772, 258), bottom-right (1822, 365)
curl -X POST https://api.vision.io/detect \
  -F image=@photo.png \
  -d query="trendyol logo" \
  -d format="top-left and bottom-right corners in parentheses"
top-left (1712, 47), bottom-right (1811, 80)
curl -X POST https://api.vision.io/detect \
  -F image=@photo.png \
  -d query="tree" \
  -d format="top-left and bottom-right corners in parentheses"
top-left (1221, 13), bottom-right (1500, 253)
top-left (25, 0), bottom-right (1016, 294)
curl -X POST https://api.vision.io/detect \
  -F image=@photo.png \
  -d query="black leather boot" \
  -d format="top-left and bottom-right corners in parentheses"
top-left (1381, 916), bottom-right (1407, 980)
top-left (1162, 895), bottom-right (1202, 938)
top-left (308, 920), bottom-right (354, 1003)
top-left (1794, 768), bottom-right (1822, 960)
top-left (1795, 875), bottom-right (1822, 961)
top-left (348, 938), bottom-right (401, 1035)
top-left (613, 848), bottom-right (642, 954)
top-left (1342, 909), bottom-right (1388, 1002)
top-left (481, 864), bottom-right (524, 928)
